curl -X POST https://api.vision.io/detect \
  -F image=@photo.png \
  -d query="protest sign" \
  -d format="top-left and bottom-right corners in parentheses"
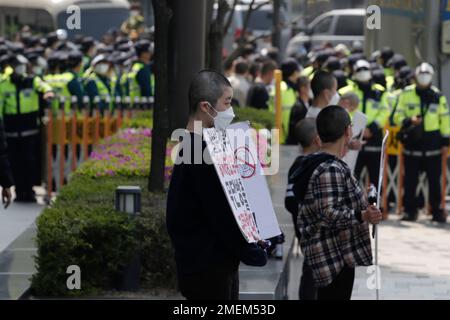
top-left (203, 127), bottom-right (260, 243)
top-left (229, 122), bottom-right (281, 239)
top-left (343, 110), bottom-right (367, 173)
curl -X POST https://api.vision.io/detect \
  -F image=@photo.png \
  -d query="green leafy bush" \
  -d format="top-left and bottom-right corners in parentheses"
top-left (31, 123), bottom-right (177, 297)
top-left (121, 110), bottom-right (153, 129)
top-left (233, 107), bottom-right (275, 130)
top-left (31, 175), bottom-right (177, 297)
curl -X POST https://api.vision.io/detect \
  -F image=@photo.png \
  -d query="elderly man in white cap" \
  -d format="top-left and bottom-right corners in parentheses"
top-left (394, 62), bottom-right (450, 223)
top-left (339, 59), bottom-right (390, 189)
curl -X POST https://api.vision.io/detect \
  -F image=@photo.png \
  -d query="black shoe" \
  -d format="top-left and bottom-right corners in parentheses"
top-left (15, 191), bottom-right (36, 203)
top-left (401, 214), bottom-right (417, 222)
top-left (432, 216), bottom-right (447, 224)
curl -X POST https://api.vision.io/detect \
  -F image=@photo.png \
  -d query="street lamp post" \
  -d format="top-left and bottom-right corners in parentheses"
top-left (115, 186), bottom-right (142, 291)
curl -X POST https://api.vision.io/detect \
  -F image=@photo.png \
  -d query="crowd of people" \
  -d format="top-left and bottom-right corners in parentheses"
top-left (223, 42), bottom-right (449, 224)
top-left (0, 18), bottom-right (154, 202)
top-left (206, 41), bottom-right (450, 300)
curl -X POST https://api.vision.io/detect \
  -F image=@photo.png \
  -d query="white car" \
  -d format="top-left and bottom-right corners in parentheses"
top-left (286, 9), bottom-right (366, 57)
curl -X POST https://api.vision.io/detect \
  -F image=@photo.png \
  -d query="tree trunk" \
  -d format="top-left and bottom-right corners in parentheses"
top-left (207, 0), bottom-right (229, 72)
top-left (168, 0), bottom-right (207, 131)
top-left (149, 0), bottom-right (172, 192)
top-left (272, 0), bottom-right (282, 63)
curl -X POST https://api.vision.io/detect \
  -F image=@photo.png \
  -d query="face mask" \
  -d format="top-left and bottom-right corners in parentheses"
top-left (354, 70), bottom-right (372, 83)
top-left (15, 64), bottom-right (27, 76)
top-left (130, 10), bottom-right (140, 17)
top-left (207, 103), bottom-right (235, 130)
top-left (95, 63), bottom-right (109, 76)
top-left (329, 92), bottom-right (340, 106)
top-left (32, 66), bottom-right (43, 75)
top-left (37, 56), bottom-right (48, 69)
top-left (416, 73), bottom-right (432, 87)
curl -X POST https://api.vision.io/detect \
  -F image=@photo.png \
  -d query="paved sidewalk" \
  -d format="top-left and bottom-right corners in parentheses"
top-left (0, 187), bottom-right (45, 299)
top-left (352, 213), bottom-right (450, 300)
top-left (0, 187), bottom-right (45, 253)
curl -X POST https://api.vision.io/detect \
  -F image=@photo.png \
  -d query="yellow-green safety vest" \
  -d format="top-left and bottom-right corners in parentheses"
top-left (84, 73), bottom-right (116, 111)
top-left (269, 81), bottom-right (298, 144)
top-left (394, 84), bottom-right (450, 136)
top-left (0, 75), bottom-right (52, 117)
top-left (44, 72), bottom-right (74, 114)
top-left (339, 82), bottom-right (390, 129)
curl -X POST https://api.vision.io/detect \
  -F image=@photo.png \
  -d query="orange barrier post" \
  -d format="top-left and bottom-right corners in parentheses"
top-left (70, 97), bottom-right (78, 172)
top-left (59, 99), bottom-right (66, 188)
top-left (46, 108), bottom-right (53, 202)
top-left (117, 108), bottom-right (123, 129)
top-left (82, 109), bottom-right (89, 161)
top-left (104, 110), bottom-right (111, 138)
top-left (274, 70), bottom-right (282, 144)
top-left (94, 108), bottom-right (100, 145)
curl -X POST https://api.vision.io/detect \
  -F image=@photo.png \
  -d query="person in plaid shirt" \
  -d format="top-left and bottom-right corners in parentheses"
top-left (292, 106), bottom-right (382, 300)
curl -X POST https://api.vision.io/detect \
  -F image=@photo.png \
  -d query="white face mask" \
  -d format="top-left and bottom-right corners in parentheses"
top-left (37, 56), bottom-right (48, 69)
top-left (207, 103), bottom-right (235, 130)
top-left (329, 91), bottom-right (340, 106)
top-left (15, 64), bottom-right (27, 76)
top-left (416, 73), bottom-right (433, 87)
top-left (95, 63), bottom-right (110, 76)
top-left (32, 66), bottom-right (43, 75)
top-left (354, 70), bottom-right (372, 83)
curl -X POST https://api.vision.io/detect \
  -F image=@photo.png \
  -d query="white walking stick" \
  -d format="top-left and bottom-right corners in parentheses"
top-left (374, 130), bottom-right (389, 300)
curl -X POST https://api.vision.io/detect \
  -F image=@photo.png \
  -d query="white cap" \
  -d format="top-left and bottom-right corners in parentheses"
top-left (56, 29), bottom-right (68, 41)
top-left (91, 54), bottom-right (108, 67)
top-left (335, 43), bottom-right (349, 53)
top-left (354, 59), bottom-right (371, 71)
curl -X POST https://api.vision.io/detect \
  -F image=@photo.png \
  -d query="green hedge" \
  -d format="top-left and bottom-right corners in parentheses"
top-left (121, 110), bottom-right (153, 129)
top-left (234, 107), bottom-right (275, 130)
top-left (31, 175), bottom-right (176, 297)
top-left (31, 125), bottom-right (177, 297)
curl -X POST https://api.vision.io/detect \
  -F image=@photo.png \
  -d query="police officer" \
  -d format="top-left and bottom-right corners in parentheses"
top-left (55, 51), bottom-right (85, 113)
top-left (0, 55), bottom-right (54, 202)
top-left (339, 59), bottom-right (390, 186)
top-left (394, 63), bottom-right (450, 223)
top-left (111, 50), bottom-right (134, 100)
top-left (379, 47), bottom-right (395, 89)
top-left (385, 54), bottom-right (407, 91)
top-left (301, 50), bottom-right (331, 79)
top-left (0, 118), bottom-right (13, 209)
top-left (0, 53), bottom-right (12, 78)
top-left (80, 37), bottom-right (96, 73)
top-left (84, 54), bottom-right (116, 112)
top-left (269, 58), bottom-right (301, 144)
top-left (388, 66), bottom-right (415, 125)
top-left (127, 40), bottom-right (153, 106)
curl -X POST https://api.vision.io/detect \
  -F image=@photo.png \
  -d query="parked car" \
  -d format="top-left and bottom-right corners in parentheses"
top-left (218, 1), bottom-right (292, 58)
top-left (286, 9), bottom-right (365, 57)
